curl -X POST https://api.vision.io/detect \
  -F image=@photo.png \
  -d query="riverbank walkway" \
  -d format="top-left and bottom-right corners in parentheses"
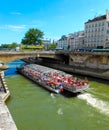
top-left (0, 71), bottom-right (17, 130)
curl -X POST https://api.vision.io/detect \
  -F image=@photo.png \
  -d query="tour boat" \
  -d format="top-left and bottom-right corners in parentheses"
top-left (17, 64), bottom-right (64, 94)
top-left (17, 64), bottom-right (89, 94)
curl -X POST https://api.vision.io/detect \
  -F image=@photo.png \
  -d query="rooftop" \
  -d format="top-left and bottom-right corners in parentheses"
top-left (85, 15), bottom-right (106, 23)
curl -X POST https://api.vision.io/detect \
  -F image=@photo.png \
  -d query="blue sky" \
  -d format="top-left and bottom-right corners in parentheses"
top-left (0, 0), bottom-right (109, 44)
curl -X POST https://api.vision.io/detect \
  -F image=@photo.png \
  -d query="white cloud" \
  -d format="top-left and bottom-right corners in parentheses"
top-left (0, 20), bottom-right (45, 32)
top-left (0, 24), bottom-right (26, 31)
top-left (10, 12), bottom-right (22, 15)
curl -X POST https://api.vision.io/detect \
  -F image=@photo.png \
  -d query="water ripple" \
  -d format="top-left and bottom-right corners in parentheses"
top-left (77, 93), bottom-right (109, 116)
top-left (50, 93), bottom-right (55, 99)
top-left (57, 108), bottom-right (63, 115)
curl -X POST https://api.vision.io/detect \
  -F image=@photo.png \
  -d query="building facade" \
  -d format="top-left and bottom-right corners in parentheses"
top-left (85, 10), bottom-right (109, 48)
top-left (42, 38), bottom-right (51, 50)
top-left (57, 35), bottom-right (68, 50)
top-left (57, 31), bottom-right (85, 51)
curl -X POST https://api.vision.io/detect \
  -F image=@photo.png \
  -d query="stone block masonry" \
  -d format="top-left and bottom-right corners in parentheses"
top-left (0, 97), bottom-right (17, 130)
top-left (0, 71), bottom-right (17, 130)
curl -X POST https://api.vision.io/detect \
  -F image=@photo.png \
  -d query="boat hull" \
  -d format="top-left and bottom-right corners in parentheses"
top-left (17, 64), bottom-right (89, 94)
top-left (63, 84), bottom-right (89, 93)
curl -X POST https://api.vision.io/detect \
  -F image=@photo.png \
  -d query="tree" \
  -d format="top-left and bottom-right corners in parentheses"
top-left (0, 44), bottom-right (8, 48)
top-left (0, 42), bottom-right (18, 49)
top-left (21, 28), bottom-right (44, 45)
top-left (48, 43), bottom-right (57, 50)
top-left (8, 42), bottom-right (18, 49)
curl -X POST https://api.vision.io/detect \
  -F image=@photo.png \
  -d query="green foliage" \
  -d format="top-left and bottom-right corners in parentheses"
top-left (48, 43), bottom-right (57, 50)
top-left (0, 42), bottom-right (18, 49)
top-left (21, 45), bottom-right (44, 49)
top-left (21, 28), bottom-right (44, 45)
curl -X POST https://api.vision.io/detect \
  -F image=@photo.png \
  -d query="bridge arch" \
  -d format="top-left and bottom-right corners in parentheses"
top-left (0, 51), bottom-right (63, 64)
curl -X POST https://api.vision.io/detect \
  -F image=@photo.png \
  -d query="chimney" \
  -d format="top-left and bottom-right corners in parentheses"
top-left (106, 9), bottom-right (109, 21)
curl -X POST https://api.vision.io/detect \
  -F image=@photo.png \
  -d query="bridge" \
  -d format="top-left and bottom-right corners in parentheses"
top-left (0, 51), bottom-right (63, 63)
top-left (1, 50), bottom-right (109, 80)
top-left (0, 50), bottom-right (109, 70)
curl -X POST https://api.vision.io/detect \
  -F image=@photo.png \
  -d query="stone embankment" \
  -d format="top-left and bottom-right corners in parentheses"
top-left (0, 71), bottom-right (17, 130)
top-left (40, 63), bottom-right (109, 80)
top-left (22, 58), bottom-right (109, 80)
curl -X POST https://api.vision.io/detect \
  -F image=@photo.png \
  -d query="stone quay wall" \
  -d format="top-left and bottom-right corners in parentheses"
top-left (0, 71), bottom-right (17, 130)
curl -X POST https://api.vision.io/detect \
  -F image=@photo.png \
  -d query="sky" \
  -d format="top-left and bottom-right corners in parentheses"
top-left (0, 0), bottom-right (109, 44)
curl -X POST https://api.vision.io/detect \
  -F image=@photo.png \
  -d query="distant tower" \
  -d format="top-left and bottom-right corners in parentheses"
top-left (106, 9), bottom-right (109, 21)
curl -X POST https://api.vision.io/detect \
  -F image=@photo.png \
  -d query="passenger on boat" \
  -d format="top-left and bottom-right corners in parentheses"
top-left (84, 77), bottom-right (89, 84)
top-left (58, 83), bottom-right (63, 92)
top-left (43, 76), bottom-right (48, 82)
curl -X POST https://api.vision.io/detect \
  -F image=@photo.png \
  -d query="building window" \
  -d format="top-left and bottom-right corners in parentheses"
top-left (107, 30), bottom-right (109, 34)
top-left (98, 28), bottom-right (100, 32)
top-left (95, 23), bottom-right (97, 27)
top-left (106, 36), bottom-right (109, 41)
top-left (102, 22), bottom-right (104, 26)
top-left (92, 24), bottom-right (94, 27)
top-left (85, 25), bottom-right (88, 28)
top-left (102, 27), bottom-right (104, 31)
top-left (98, 22), bottom-right (101, 26)
top-left (108, 23), bottom-right (109, 27)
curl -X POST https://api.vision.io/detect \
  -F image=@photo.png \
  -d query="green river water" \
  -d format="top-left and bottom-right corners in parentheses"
top-left (5, 61), bottom-right (109, 130)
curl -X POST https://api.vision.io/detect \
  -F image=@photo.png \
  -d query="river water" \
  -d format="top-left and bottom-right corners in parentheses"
top-left (4, 60), bottom-right (109, 130)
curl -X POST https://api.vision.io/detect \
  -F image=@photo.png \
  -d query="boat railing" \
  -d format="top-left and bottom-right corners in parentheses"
top-left (63, 83), bottom-right (89, 92)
